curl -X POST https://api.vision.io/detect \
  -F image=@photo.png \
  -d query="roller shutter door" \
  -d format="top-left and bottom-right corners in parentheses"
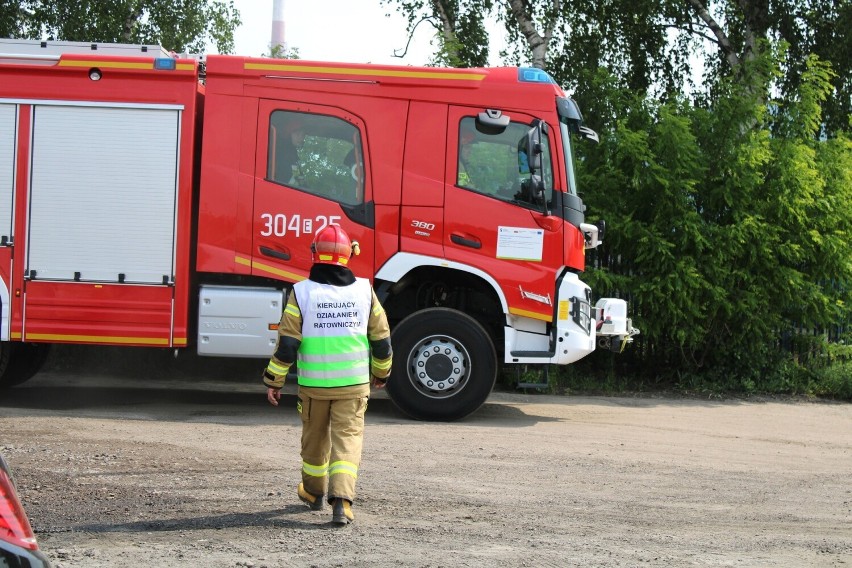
top-left (0, 103), bottom-right (15, 244)
top-left (27, 105), bottom-right (180, 284)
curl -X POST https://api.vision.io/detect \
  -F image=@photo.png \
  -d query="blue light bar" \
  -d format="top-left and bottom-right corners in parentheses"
top-left (518, 67), bottom-right (555, 84)
top-left (154, 58), bottom-right (177, 70)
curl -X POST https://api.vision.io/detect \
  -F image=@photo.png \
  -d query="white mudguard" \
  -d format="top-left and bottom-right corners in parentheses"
top-left (504, 272), bottom-right (597, 365)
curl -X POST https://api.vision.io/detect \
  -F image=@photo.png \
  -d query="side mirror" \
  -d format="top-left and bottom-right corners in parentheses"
top-left (524, 119), bottom-right (548, 176)
top-left (517, 175), bottom-right (546, 207)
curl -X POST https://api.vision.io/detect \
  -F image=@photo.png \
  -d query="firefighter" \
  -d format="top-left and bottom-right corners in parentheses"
top-left (262, 225), bottom-right (393, 525)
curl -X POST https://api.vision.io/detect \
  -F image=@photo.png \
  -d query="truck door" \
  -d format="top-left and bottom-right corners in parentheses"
top-left (253, 100), bottom-right (374, 282)
top-left (444, 106), bottom-right (563, 322)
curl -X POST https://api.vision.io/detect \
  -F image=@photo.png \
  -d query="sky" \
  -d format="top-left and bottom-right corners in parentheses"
top-left (229, 0), bottom-right (439, 65)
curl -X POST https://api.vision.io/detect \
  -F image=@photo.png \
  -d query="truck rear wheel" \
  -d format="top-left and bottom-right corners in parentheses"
top-left (386, 308), bottom-right (496, 421)
top-left (0, 342), bottom-right (11, 387)
top-left (0, 343), bottom-right (51, 388)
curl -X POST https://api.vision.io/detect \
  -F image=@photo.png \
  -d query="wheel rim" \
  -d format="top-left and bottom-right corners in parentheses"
top-left (404, 334), bottom-right (471, 399)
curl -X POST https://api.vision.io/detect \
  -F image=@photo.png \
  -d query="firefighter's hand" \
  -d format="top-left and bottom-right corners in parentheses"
top-left (371, 376), bottom-right (387, 390)
top-left (267, 387), bottom-right (282, 406)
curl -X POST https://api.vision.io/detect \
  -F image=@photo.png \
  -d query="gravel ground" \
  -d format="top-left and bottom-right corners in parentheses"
top-left (1, 347), bottom-right (850, 567)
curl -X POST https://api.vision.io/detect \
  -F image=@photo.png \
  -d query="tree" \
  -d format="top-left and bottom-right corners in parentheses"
top-left (0, 2), bottom-right (21, 37)
top-left (773, 0), bottom-right (851, 135)
top-left (386, 0), bottom-right (849, 134)
top-left (581, 51), bottom-right (852, 391)
top-left (548, 0), bottom-right (848, 134)
top-left (501, 0), bottom-right (559, 71)
top-left (268, 44), bottom-right (300, 59)
top-left (0, 0), bottom-right (241, 54)
top-left (381, 0), bottom-right (493, 67)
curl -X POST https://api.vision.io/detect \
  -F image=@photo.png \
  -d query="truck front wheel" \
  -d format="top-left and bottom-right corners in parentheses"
top-left (386, 308), bottom-right (496, 421)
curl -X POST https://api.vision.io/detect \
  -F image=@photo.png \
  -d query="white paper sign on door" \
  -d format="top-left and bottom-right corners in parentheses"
top-left (496, 226), bottom-right (544, 262)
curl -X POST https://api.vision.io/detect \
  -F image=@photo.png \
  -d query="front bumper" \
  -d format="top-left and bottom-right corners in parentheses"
top-left (504, 272), bottom-right (638, 364)
top-left (505, 272), bottom-right (596, 365)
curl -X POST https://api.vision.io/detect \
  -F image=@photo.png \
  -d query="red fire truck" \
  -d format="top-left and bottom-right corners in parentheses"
top-left (0, 39), bottom-right (636, 420)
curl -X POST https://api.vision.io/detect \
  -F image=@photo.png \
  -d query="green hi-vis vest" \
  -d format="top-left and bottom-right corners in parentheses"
top-left (293, 277), bottom-right (372, 388)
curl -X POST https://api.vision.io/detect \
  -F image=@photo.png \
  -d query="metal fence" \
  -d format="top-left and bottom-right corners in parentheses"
top-left (587, 253), bottom-right (850, 363)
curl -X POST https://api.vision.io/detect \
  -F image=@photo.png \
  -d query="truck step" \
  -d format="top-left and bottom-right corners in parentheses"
top-left (509, 350), bottom-right (554, 358)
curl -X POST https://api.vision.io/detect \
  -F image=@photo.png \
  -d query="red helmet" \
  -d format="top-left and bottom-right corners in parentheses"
top-left (311, 225), bottom-right (358, 266)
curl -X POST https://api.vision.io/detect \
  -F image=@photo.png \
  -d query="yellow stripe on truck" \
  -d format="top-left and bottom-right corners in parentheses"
top-left (25, 333), bottom-right (169, 345)
top-left (236, 254), bottom-right (304, 282)
top-left (509, 307), bottom-right (552, 322)
top-left (58, 60), bottom-right (194, 71)
top-left (245, 62), bottom-right (486, 82)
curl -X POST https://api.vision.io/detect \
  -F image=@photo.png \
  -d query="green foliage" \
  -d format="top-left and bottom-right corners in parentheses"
top-left (0, 2), bottom-right (22, 37)
top-left (385, 0), bottom-right (850, 136)
top-left (434, 1), bottom-right (492, 67)
top-left (548, 363), bottom-right (635, 395)
top-left (268, 44), bottom-right (299, 60)
top-left (816, 339), bottom-right (852, 399)
top-left (539, 0), bottom-right (695, 96)
top-left (298, 137), bottom-right (359, 204)
top-left (775, 0), bottom-right (852, 137)
top-left (498, 363), bottom-right (637, 395)
top-left (380, 0), bottom-right (492, 67)
top-left (580, 49), bottom-right (852, 397)
top-left (1, 0), bottom-right (240, 54)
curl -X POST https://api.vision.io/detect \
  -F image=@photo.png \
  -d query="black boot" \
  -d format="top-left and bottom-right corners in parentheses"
top-left (331, 498), bottom-right (354, 525)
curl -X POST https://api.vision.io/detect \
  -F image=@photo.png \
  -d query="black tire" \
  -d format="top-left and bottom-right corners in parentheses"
top-left (386, 308), bottom-right (496, 421)
top-left (0, 342), bottom-right (51, 388)
top-left (0, 342), bottom-right (11, 388)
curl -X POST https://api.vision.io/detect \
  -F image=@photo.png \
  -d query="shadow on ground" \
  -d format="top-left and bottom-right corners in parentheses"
top-left (2, 345), bottom-right (559, 426)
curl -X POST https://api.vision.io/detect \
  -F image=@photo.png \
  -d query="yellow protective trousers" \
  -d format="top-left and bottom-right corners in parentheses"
top-left (298, 392), bottom-right (368, 503)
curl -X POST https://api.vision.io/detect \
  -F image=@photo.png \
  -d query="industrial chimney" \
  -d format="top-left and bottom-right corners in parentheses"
top-left (271, 0), bottom-right (286, 56)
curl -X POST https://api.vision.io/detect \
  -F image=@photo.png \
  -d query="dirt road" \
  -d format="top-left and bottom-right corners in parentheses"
top-left (1, 358), bottom-right (850, 567)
